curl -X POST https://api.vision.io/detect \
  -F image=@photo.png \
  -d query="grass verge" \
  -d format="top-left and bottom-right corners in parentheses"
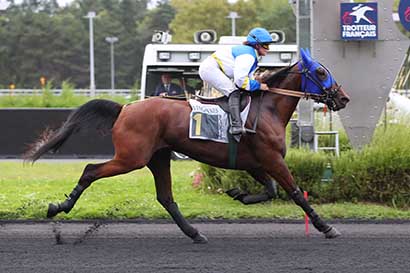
top-left (0, 161), bottom-right (409, 220)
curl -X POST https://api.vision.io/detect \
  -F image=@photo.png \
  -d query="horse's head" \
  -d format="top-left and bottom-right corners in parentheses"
top-left (298, 48), bottom-right (350, 111)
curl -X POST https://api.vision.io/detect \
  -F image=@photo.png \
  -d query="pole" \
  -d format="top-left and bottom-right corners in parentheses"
top-left (110, 42), bottom-right (114, 91)
top-left (296, 0), bottom-right (315, 149)
top-left (304, 191), bottom-right (309, 236)
top-left (225, 12), bottom-right (241, 36)
top-left (105, 37), bottom-right (118, 95)
top-left (329, 110), bottom-right (333, 131)
top-left (85, 11), bottom-right (96, 96)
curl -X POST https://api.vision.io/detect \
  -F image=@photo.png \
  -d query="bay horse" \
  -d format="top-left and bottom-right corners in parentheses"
top-left (25, 49), bottom-right (349, 243)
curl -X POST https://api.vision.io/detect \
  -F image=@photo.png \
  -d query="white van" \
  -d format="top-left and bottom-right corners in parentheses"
top-left (140, 35), bottom-right (298, 99)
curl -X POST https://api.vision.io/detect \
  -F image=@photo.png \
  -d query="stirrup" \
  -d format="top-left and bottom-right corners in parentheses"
top-left (229, 126), bottom-right (244, 135)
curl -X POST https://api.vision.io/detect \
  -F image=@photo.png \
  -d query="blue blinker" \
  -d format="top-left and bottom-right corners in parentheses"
top-left (298, 48), bottom-right (336, 95)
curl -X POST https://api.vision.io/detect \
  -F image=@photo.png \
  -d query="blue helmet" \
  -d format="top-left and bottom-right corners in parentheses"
top-left (246, 27), bottom-right (273, 45)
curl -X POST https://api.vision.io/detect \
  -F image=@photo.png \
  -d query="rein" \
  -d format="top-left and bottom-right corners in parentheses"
top-left (262, 61), bottom-right (316, 99)
top-left (265, 86), bottom-right (321, 100)
top-left (263, 61), bottom-right (341, 108)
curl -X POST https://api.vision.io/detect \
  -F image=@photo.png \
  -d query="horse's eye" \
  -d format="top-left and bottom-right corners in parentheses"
top-left (316, 67), bottom-right (328, 81)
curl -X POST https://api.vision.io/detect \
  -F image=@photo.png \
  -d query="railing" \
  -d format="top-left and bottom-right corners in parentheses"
top-left (313, 131), bottom-right (340, 157)
top-left (0, 89), bottom-right (137, 97)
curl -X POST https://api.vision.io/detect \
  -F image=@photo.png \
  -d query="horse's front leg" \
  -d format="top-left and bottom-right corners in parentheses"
top-left (262, 152), bottom-right (341, 239)
top-left (226, 169), bottom-right (277, 204)
top-left (147, 148), bottom-right (208, 244)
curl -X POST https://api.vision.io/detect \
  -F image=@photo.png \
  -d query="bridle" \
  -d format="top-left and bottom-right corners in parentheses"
top-left (266, 61), bottom-right (342, 110)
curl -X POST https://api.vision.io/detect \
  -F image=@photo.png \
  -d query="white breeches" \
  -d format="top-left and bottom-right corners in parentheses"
top-left (199, 56), bottom-right (236, 97)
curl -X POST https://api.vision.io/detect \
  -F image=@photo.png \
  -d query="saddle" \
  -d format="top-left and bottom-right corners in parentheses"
top-left (158, 94), bottom-right (187, 100)
top-left (195, 93), bottom-right (250, 114)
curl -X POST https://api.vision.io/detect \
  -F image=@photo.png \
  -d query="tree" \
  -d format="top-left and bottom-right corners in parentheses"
top-left (229, 0), bottom-right (259, 36)
top-left (133, 1), bottom-right (176, 85)
top-left (137, 1), bottom-right (176, 45)
top-left (170, 0), bottom-right (231, 43)
top-left (77, 0), bottom-right (148, 88)
top-left (169, 0), bottom-right (295, 43)
top-left (0, 0), bottom-right (296, 89)
top-left (254, 0), bottom-right (296, 43)
top-left (115, 0), bottom-right (148, 88)
top-left (6, 11), bottom-right (55, 86)
top-left (0, 0), bottom-right (151, 88)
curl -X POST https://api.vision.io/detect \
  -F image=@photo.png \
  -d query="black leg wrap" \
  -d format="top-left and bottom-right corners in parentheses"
top-left (166, 202), bottom-right (199, 238)
top-left (290, 188), bottom-right (331, 233)
top-left (48, 184), bottom-right (85, 218)
top-left (226, 185), bottom-right (276, 205)
top-left (61, 184), bottom-right (85, 213)
top-left (226, 188), bottom-right (241, 198)
top-left (236, 193), bottom-right (273, 204)
top-left (309, 211), bottom-right (331, 233)
top-left (266, 180), bottom-right (278, 199)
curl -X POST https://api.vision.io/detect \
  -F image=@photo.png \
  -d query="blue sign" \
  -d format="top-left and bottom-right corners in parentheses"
top-left (399, 0), bottom-right (410, 31)
top-left (340, 2), bottom-right (378, 40)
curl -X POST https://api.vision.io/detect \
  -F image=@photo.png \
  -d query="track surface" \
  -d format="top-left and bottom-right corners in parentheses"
top-left (1, 221), bottom-right (410, 273)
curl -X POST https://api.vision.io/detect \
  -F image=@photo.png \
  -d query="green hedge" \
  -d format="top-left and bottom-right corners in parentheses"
top-left (201, 124), bottom-right (410, 208)
top-left (0, 81), bottom-right (137, 108)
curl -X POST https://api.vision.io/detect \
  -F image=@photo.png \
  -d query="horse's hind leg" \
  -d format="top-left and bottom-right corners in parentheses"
top-left (47, 159), bottom-right (138, 218)
top-left (226, 169), bottom-right (277, 204)
top-left (147, 148), bottom-right (208, 244)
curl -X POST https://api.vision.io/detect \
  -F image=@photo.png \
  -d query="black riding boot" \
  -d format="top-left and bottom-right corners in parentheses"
top-left (228, 90), bottom-right (243, 137)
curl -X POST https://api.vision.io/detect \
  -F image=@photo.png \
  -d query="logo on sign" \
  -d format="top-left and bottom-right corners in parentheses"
top-left (398, 0), bottom-right (410, 31)
top-left (340, 2), bottom-right (378, 40)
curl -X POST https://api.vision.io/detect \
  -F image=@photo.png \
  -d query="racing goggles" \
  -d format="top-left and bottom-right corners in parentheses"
top-left (250, 34), bottom-right (270, 50)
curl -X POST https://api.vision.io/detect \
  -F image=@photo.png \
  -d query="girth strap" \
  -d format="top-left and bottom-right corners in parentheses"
top-left (228, 134), bottom-right (238, 169)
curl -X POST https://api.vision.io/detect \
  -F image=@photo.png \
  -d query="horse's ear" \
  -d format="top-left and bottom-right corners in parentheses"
top-left (300, 48), bottom-right (312, 67)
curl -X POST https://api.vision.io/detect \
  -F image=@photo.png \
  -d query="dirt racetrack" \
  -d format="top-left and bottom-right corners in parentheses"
top-left (1, 220), bottom-right (409, 273)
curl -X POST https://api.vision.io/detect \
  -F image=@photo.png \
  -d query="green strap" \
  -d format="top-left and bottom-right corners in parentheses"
top-left (228, 134), bottom-right (238, 169)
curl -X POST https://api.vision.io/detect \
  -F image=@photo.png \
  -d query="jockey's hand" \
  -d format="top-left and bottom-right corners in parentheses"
top-left (259, 83), bottom-right (269, 91)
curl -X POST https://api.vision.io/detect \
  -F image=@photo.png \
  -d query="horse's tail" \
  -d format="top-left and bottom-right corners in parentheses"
top-left (24, 99), bottom-right (123, 163)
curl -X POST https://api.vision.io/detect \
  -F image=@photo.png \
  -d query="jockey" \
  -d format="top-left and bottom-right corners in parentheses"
top-left (199, 27), bottom-right (273, 138)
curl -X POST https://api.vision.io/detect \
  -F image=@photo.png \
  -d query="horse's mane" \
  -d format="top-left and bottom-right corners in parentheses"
top-left (260, 63), bottom-right (296, 88)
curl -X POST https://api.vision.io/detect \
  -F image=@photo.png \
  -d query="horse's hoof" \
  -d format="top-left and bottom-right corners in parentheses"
top-left (192, 232), bottom-right (208, 244)
top-left (47, 203), bottom-right (59, 218)
top-left (324, 226), bottom-right (341, 239)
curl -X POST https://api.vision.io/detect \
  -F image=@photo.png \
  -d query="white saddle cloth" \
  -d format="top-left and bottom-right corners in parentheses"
top-left (188, 99), bottom-right (251, 143)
